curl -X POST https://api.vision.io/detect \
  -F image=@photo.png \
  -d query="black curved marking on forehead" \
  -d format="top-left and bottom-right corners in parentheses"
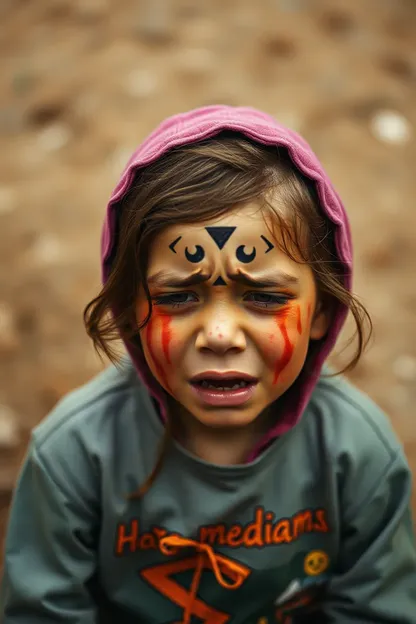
top-left (185, 245), bottom-right (205, 263)
top-left (213, 276), bottom-right (227, 286)
top-left (169, 236), bottom-right (182, 253)
top-left (261, 235), bottom-right (274, 254)
top-left (205, 226), bottom-right (236, 250)
top-left (236, 245), bottom-right (256, 264)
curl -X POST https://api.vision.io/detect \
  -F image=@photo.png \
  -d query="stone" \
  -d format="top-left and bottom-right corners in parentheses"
top-left (370, 110), bottom-right (413, 145)
top-left (37, 123), bottom-right (72, 152)
top-left (30, 234), bottom-right (65, 266)
top-left (393, 355), bottom-right (416, 382)
top-left (174, 48), bottom-right (215, 78)
top-left (133, 0), bottom-right (173, 44)
top-left (122, 69), bottom-right (159, 99)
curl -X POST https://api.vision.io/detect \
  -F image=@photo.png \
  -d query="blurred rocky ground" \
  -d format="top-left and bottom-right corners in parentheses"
top-left (0, 0), bottom-right (415, 558)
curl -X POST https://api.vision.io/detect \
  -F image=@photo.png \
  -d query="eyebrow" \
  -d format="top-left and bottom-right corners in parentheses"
top-left (147, 270), bottom-right (210, 288)
top-left (147, 269), bottom-right (299, 288)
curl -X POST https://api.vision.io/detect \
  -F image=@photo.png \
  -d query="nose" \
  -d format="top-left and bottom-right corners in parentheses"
top-left (195, 311), bottom-right (247, 355)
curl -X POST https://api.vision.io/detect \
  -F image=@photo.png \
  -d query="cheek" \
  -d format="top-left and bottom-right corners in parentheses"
top-left (141, 313), bottom-right (175, 392)
top-left (258, 304), bottom-right (310, 386)
top-left (141, 313), bottom-right (188, 389)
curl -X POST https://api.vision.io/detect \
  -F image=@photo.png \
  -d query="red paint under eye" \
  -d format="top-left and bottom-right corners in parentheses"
top-left (145, 316), bottom-right (172, 393)
top-left (161, 314), bottom-right (172, 365)
top-left (296, 305), bottom-right (302, 335)
top-left (273, 312), bottom-right (294, 385)
top-left (307, 303), bottom-right (312, 325)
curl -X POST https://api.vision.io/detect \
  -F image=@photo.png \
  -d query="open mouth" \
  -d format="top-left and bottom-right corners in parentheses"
top-left (191, 378), bottom-right (254, 391)
top-left (189, 372), bottom-right (258, 406)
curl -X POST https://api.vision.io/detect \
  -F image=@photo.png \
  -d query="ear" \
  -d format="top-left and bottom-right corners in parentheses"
top-left (309, 300), bottom-right (331, 340)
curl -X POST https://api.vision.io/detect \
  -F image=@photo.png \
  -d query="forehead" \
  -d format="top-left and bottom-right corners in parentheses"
top-left (147, 202), bottom-right (278, 265)
top-left (145, 201), bottom-right (315, 286)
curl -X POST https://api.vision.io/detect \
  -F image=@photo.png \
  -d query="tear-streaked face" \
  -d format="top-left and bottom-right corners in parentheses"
top-left (136, 202), bottom-right (329, 430)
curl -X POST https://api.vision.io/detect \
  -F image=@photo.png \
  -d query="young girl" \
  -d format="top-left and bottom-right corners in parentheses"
top-left (1, 106), bottom-right (415, 623)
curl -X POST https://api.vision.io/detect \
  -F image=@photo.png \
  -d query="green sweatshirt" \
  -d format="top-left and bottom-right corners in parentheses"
top-left (1, 360), bottom-right (415, 623)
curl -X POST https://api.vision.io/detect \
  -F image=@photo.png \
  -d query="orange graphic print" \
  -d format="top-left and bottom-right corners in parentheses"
top-left (141, 535), bottom-right (251, 624)
top-left (275, 591), bottom-right (315, 623)
top-left (115, 507), bottom-right (330, 556)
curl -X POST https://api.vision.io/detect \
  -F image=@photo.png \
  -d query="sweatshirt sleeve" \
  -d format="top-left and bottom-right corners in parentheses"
top-left (0, 440), bottom-right (99, 623)
top-left (322, 450), bottom-right (416, 623)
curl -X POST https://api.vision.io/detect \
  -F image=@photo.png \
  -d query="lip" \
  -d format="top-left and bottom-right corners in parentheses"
top-left (189, 371), bottom-right (258, 407)
top-left (190, 371), bottom-right (258, 383)
top-left (190, 382), bottom-right (257, 407)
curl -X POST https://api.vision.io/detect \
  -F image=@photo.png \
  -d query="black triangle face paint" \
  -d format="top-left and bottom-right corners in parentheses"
top-left (205, 226), bottom-right (236, 250)
top-left (213, 276), bottom-right (227, 286)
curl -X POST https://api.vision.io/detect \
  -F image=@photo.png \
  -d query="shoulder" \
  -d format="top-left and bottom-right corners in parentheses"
top-left (308, 371), bottom-right (401, 460)
top-left (32, 357), bottom-right (152, 465)
top-left (302, 372), bottom-right (408, 499)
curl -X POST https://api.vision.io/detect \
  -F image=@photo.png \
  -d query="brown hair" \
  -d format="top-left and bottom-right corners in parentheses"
top-left (84, 132), bottom-right (372, 494)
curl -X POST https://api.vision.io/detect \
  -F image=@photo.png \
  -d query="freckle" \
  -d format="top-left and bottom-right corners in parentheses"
top-left (218, 333), bottom-right (223, 339)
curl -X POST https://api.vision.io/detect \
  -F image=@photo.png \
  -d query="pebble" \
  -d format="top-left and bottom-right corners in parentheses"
top-left (174, 48), bottom-right (215, 77)
top-left (37, 123), bottom-right (72, 152)
top-left (134, 0), bottom-right (173, 44)
top-left (122, 69), bottom-right (159, 99)
top-left (0, 186), bottom-right (17, 215)
top-left (393, 355), bottom-right (416, 382)
top-left (30, 234), bottom-right (65, 266)
top-left (0, 404), bottom-right (20, 450)
top-left (370, 110), bottom-right (413, 145)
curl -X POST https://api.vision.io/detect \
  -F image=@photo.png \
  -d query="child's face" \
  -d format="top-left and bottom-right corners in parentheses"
top-left (136, 202), bottom-right (329, 430)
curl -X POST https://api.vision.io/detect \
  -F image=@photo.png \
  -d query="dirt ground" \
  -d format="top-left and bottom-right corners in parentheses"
top-left (0, 0), bottom-right (416, 561)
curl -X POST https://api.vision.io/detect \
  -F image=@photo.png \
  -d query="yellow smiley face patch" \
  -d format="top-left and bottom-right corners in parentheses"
top-left (304, 550), bottom-right (329, 576)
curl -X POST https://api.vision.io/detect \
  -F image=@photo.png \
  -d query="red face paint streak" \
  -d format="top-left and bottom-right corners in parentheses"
top-left (273, 312), bottom-right (294, 385)
top-left (307, 303), bottom-right (312, 325)
top-left (145, 316), bottom-right (172, 393)
top-left (296, 305), bottom-right (302, 335)
top-left (161, 314), bottom-right (172, 365)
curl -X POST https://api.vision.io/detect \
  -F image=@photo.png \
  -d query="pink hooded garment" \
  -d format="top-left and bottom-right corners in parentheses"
top-left (100, 105), bottom-right (352, 459)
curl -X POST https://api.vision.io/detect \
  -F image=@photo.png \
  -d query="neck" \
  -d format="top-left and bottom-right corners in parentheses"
top-left (170, 404), bottom-right (272, 466)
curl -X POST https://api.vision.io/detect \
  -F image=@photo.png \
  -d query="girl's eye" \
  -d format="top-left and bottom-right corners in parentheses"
top-left (244, 292), bottom-right (291, 308)
top-left (152, 292), bottom-right (198, 308)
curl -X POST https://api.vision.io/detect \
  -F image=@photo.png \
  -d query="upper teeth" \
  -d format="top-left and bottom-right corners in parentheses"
top-left (200, 380), bottom-right (248, 389)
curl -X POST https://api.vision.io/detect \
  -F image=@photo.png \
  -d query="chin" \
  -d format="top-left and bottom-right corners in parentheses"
top-left (191, 407), bottom-right (262, 430)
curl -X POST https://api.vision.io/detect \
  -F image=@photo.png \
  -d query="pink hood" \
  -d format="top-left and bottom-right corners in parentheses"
top-left (101, 105), bottom-right (352, 459)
